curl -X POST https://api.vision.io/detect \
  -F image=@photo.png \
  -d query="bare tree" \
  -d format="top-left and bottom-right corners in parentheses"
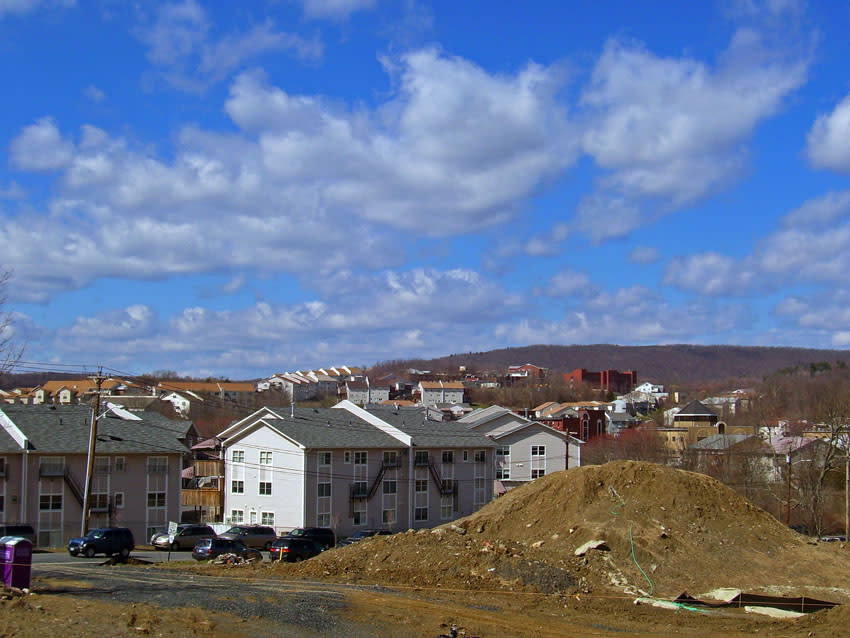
top-left (0, 269), bottom-right (23, 373)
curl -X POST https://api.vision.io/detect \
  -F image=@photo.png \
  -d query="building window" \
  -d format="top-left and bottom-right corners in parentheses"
top-left (231, 480), bottom-right (244, 494)
top-left (114, 456), bottom-right (125, 472)
top-left (114, 492), bottom-right (124, 508)
top-left (414, 450), bottom-right (429, 466)
top-left (415, 478), bottom-right (428, 493)
top-left (415, 507), bottom-right (428, 521)
top-left (353, 499), bottom-right (367, 526)
top-left (319, 451), bottom-right (331, 466)
top-left (531, 445), bottom-right (546, 479)
top-left (496, 446), bottom-right (510, 480)
top-left (383, 450), bottom-right (398, 467)
top-left (354, 451), bottom-right (367, 465)
top-left (94, 456), bottom-right (111, 474)
top-left (474, 450), bottom-right (486, 463)
top-left (462, 450), bottom-right (469, 462)
top-left (147, 492), bottom-right (166, 508)
top-left (318, 483), bottom-right (331, 498)
top-left (344, 451), bottom-right (351, 464)
top-left (442, 451), bottom-right (454, 464)
top-left (259, 481), bottom-right (272, 496)
top-left (0, 495), bottom-right (4, 513)
top-left (147, 456), bottom-right (167, 473)
top-left (261, 511), bottom-right (275, 526)
top-left (440, 494), bottom-right (453, 520)
top-left (382, 480), bottom-right (397, 495)
top-left (231, 509), bottom-right (244, 524)
top-left (382, 507), bottom-right (396, 524)
top-left (259, 451), bottom-right (272, 465)
top-left (39, 494), bottom-right (62, 510)
top-left (232, 450), bottom-right (245, 463)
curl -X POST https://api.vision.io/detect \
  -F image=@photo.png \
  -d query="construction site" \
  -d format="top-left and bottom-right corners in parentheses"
top-left (6, 461), bottom-right (850, 637)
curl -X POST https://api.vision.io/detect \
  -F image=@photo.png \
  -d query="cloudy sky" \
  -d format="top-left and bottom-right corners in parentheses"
top-left (2, 0), bottom-right (850, 379)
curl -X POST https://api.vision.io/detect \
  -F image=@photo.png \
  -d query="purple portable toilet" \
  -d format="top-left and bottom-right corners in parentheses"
top-left (3, 537), bottom-right (33, 589)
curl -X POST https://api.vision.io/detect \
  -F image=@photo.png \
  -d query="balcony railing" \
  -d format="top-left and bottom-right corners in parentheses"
top-left (350, 483), bottom-right (369, 499)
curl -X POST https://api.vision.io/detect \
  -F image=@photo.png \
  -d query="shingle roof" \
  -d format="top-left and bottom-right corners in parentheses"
top-left (365, 406), bottom-right (496, 448)
top-left (0, 404), bottom-right (192, 454)
top-left (676, 400), bottom-right (718, 417)
top-left (239, 407), bottom-right (406, 449)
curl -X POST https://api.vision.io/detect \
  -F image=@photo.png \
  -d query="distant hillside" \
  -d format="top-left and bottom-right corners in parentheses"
top-left (373, 344), bottom-right (850, 385)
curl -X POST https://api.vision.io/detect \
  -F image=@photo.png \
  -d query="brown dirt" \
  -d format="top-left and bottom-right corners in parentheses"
top-left (290, 461), bottom-right (850, 601)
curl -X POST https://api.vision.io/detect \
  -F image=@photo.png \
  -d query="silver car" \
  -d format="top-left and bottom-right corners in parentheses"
top-left (216, 525), bottom-right (277, 550)
top-left (151, 524), bottom-right (216, 551)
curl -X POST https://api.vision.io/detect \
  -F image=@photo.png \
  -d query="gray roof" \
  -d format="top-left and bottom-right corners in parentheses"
top-left (676, 400), bottom-right (718, 417)
top-left (0, 404), bottom-right (192, 454)
top-left (690, 434), bottom-right (760, 451)
top-left (247, 407), bottom-right (406, 450)
top-left (365, 406), bottom-right (496, 448)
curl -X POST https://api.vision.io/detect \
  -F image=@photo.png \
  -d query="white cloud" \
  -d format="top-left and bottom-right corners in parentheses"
top-left (83, 85), bottom-right (105, 102)
top-left (44, 267), bottom-right (522, 376)
top-left (535, 269), bottom-right (594, 298)
top-left (781, 190), bottom-right (850, 227)
top-left (524, 222), bottom-right (569, 256)
top-left (577, 30), bottom-right (807, 238)
top-left (300, 0), bottom-right (377, 20)
top-left (663, 252), bottom-right (753, 296)
top-left (807, 92), bottom-right (850, 173)
top-left (628, 246), bottom-right (660, 264)
top-left (137, 1), bottom-right (321, 92)
top-left (495, 286), bottom-right (747, 345)
top-left (664, 191), bottom-right (850, 297)
top-left (575, 193), bottom-right (643, 242)
top-left (9, 117), bottom-right (74, 171)
top-left (0, 0), bottom-right (73, 17)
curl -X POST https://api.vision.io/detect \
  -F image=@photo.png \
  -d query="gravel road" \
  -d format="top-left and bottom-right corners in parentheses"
top-left (32, 562), bottom-right (381, 637)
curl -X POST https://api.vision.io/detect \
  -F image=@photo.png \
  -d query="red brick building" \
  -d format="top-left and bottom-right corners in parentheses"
top-left (563, 368), bottom-right (637, 395)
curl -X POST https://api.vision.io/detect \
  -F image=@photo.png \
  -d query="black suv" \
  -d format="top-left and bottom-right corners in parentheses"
top-left (284, 527), bottom-right (336, 549)
top-left (68, 527), bottom-right (135, 558)
top-left (269, 537), bottom-right (326, 562)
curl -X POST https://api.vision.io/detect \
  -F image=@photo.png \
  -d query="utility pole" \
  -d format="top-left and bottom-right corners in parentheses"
top-left (786, 453), bottom-right (792, 527)
top-left (81, 369), bottom-right (106, 536)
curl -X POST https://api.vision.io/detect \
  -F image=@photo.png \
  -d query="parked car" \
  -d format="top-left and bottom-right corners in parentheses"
top-left (338, 529), bottom-right (392, 546)
top-left (216, 525), bottom-right (277, 550)
top-left (150, 524), bottom-right (216, 551)
top-left (269, 537), bottom-right (326, 562)
top-left (0, 524), bottom-right (37, 545)
top-left (283, 527), bottom-right (336, 549)
top-left (68, 527), bottom-right (134, 558)
top-left (192, 537), bottom-right (263, 562)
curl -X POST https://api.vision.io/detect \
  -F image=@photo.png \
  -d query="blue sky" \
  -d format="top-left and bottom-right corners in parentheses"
top-left (2, 0), bottom-right (850, 379)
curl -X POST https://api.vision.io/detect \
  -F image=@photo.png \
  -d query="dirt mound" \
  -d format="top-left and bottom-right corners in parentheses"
top-left (289, 461), bottom-right (850, 599)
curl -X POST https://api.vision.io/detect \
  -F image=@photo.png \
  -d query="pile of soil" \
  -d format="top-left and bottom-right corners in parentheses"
top-left (288, 461), bottom-right (850, 599)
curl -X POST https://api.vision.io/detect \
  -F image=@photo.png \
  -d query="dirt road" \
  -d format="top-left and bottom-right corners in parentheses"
top-left (0, 559), bottom-right (842, 638)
